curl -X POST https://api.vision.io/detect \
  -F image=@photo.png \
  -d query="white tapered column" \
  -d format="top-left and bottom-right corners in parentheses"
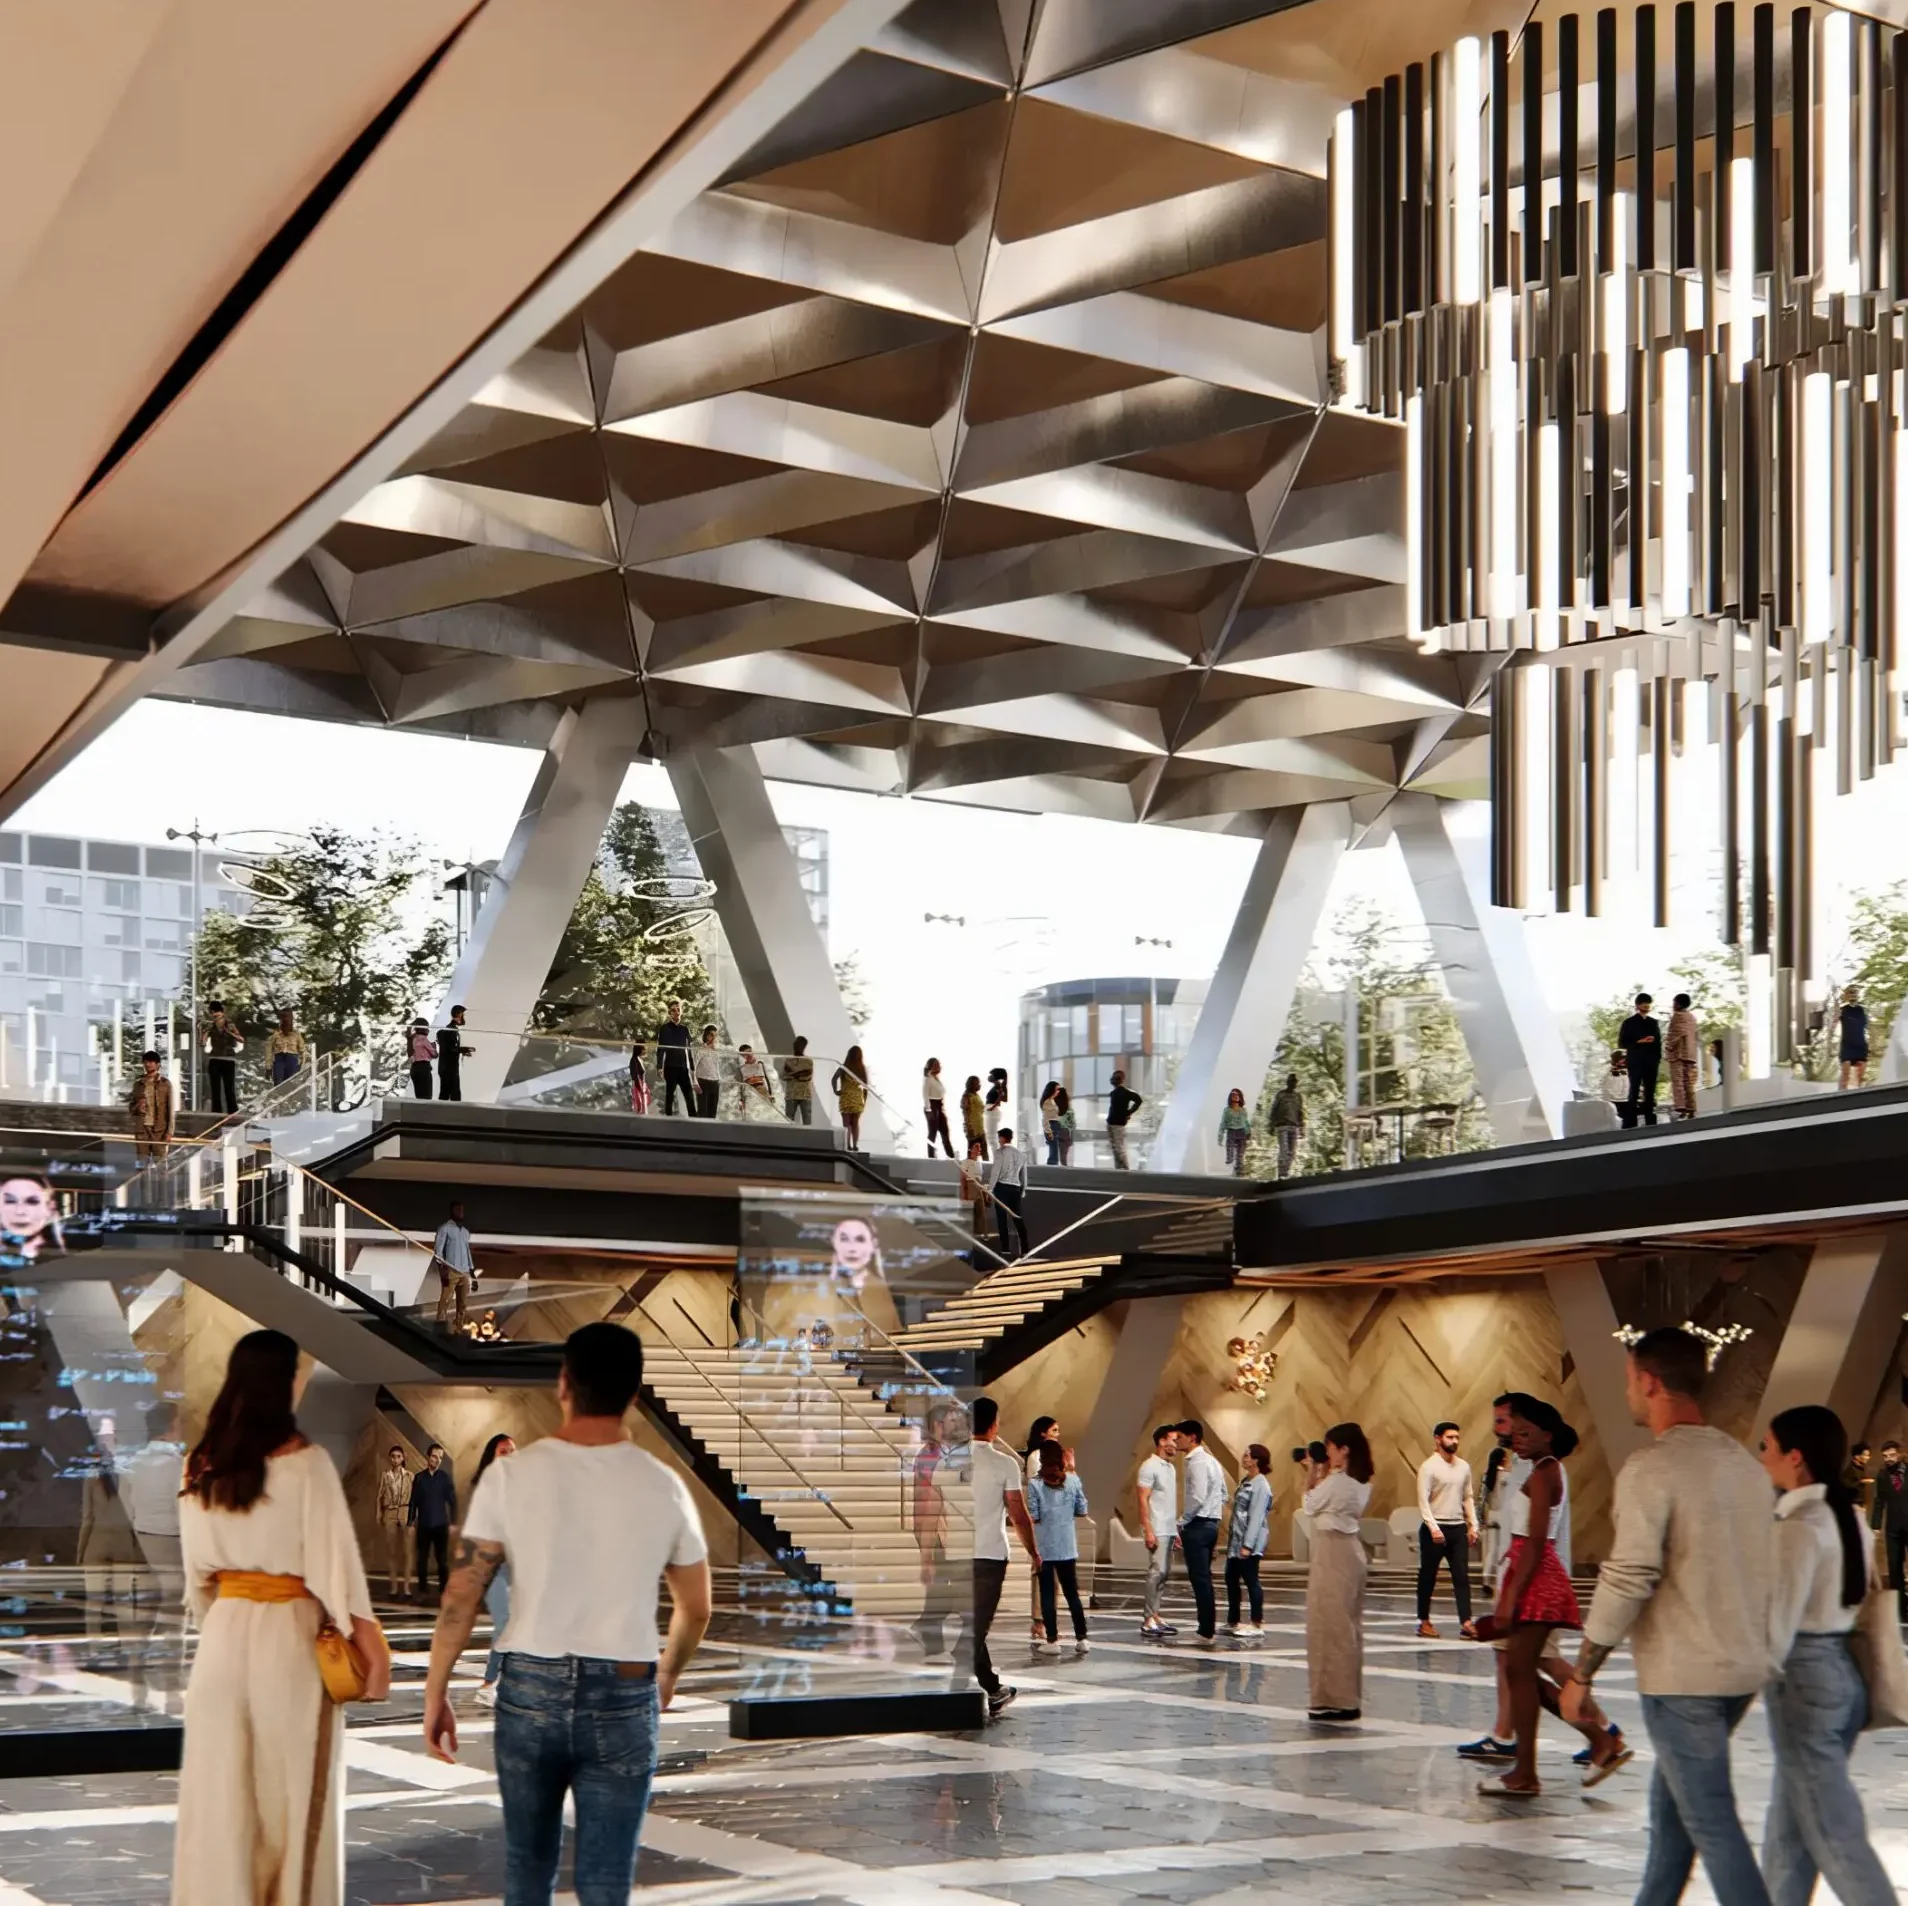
top-left (437, 700), bottom-right (640, 1102)
top-left (1392, 795), bottom-right (1575, 1143)
top-left (1152, 803), bottom-right (1351, 1174)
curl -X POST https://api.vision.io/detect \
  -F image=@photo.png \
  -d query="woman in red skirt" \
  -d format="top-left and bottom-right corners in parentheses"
top-left (1480, 1398), bottom-right (1631, 1796)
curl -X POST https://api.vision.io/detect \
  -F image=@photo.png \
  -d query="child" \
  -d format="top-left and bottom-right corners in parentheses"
top-left (1026, 1440), bottom-right (1090, 1654)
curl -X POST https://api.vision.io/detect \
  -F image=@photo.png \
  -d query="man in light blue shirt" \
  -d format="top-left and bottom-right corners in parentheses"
top-left (1177, 1419), bottom-right (1228, 1644)
top-left (988, 1130), bottom-right (1027, 1257)
top-left (433, 1200), bottom-right (475, 1332)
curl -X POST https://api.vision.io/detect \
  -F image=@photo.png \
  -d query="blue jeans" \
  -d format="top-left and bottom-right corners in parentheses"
top-left (1763, 1634), bottom-right (1896, 1906)
top-left (1636, 1692), bottom-right (1771, 1906)
top-left (483, 1565), bottom-right (510, 1685)
top-left (1181, 1516), bottom-right (1220, 1639)
top-left (494, 1654), bottom-right (660, 1906)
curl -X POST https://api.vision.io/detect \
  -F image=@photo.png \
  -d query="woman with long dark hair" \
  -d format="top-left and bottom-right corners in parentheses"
top-left (1303, 1422), bottom-right (1373, 1720)
top-left (173, 1329), bottom-right (389, 1906)
top-left (1479, 1398), bottom-right (1630, 1797)
top-left (832, 1046), bottom-right (869, 1148)
top-left (472, 1433), bottom-right (517, 1709)
top-left (1023, 1416), bottom-right (1061, 1637)
top-left (1758, 1405), bottom-right (1894, 1904)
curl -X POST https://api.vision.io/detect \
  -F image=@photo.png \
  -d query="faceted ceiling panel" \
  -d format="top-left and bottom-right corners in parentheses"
top-left (156, 0), bottom-right (1515, 834)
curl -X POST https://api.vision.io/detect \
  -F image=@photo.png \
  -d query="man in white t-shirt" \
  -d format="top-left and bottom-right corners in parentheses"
top-left (937, 1394), bottom-right (1037, 1720)
top-left (423, 1323), bottom-right (711, 1905)
top-left (1136, 1424), bottom-right (1180, 1640)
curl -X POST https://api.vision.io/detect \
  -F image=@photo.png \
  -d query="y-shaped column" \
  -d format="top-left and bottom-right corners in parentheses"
top-left (666, 743), bottom-right (881, 1143)
top-left (438, 700), bottom-right (640, 1101)
top-left (1391, 795), bottom-right (1576, 1143)
top-left (1153, 803), bottom-right (1351, 1174)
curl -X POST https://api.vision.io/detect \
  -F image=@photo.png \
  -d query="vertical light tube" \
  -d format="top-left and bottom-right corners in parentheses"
top-left (1745, 952), bottom-right (1774, 1077)
top-left (1331, 107), bottom-right (1360, 400)
top-left (1453, 37), bottom-right (1481, 304)
top-left (1661, 349), bottom-right (1692, 619)
top-left (1612, 664), bottom-right (1641, 884)
top-left (1822, 9), bottom-right (1853, 295)
top-left (1406, 392), bottom-right (1427, 640)
top-left (1896, 427), bottom-right (1908, 666)
top-left (1536, 422), bottom-right (1561, 648)
top-left (1804, 369), bottom-right (1832, 643)
top-left (1604, 192), bottom-right (1628, 415)
top-left (1729, 155), bottom-right (1756, 378)
top-left (1519, 666), bottom-right (1554, 909)
top-left (1489, 287), bottom-right (1518, 615)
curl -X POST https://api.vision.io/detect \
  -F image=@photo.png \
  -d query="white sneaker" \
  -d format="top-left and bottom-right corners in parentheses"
top-left (1224, 1624), bottom-right (1241, 1636)
top-left (1239, 1624), bottom-right (1264, 1638)
top-left (1073, 1638), bottom-right (1090, 1655)
top-left (1033, 1638), bottom-right (1061, 1655)
top-left (475, 1683), bottom-right (498, 1709)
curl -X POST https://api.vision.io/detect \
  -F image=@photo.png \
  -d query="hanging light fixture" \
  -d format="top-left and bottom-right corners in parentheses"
top-left (1330, 4), bottom-right (1908, 1051)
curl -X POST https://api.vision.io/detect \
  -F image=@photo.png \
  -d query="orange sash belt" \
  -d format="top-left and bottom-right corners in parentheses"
top-left (215, 1569), bottom-right (313, 1603)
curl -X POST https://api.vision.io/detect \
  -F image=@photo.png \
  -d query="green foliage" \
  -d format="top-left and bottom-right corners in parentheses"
top-left (1583, 946), bottom-right (1745, 1086)
top-left (532, 803), bottom-right (716, 1044)
top-left (192, 826), bottom-right (451, 1101)
top-left (1794, 882), bottom-right (1908, 1079)
top-left (1246, 901), bottom-right (1492, 1179)
top-left (834, 954), bottom-right (872, 1034)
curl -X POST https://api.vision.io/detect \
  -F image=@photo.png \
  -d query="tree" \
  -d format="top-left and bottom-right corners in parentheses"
top-left (191, 826), bottom-right (451, 1104)
top-left (1793, 883), bottom-right (1908, 1079)
top-left (1249, 902), bottom-right (1491, 1179)
top-left (834, 954), bottom-right (872, 1035)
top-left (532, 803), bottom-right (716, 1045)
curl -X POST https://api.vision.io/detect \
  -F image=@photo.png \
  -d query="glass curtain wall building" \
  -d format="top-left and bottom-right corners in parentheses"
top-left (1017, 977), bottom-right (1207, 1168)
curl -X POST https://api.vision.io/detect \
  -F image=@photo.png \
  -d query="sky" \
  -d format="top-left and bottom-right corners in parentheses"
top-left (17, 697), bottom-right (1908, 1124)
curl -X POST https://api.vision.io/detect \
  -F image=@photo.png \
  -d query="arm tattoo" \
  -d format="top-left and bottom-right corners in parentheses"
top-left (447, 1538), bottom-right (505, 1603)
top-left (1574, 1640), bottom-right (1613, 1683)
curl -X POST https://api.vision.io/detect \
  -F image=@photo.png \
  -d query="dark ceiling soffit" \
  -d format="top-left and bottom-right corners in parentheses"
top-left (0, 583), bottom-right (154, 661)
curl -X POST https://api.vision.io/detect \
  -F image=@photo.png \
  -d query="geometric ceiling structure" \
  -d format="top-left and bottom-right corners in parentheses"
top-left (2, 0), bottom-right (1524, 834)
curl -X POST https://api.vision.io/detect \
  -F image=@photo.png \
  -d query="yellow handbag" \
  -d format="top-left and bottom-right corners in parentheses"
top-left (215, 1570), bottom-right (374, 1705)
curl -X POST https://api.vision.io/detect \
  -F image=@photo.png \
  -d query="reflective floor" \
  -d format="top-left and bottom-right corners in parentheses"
top-left (3, 1571), bottom-right (1908, 1903)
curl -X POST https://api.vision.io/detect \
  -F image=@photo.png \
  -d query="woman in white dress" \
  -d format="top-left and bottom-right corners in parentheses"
top-left (1302, 1422), bottom-right (1373, 1721)
top-left (173, 1329), bottom-right (390, 1906)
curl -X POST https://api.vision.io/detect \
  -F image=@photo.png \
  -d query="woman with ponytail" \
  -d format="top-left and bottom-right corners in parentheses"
top-left (1757, 1405), bottom-right (1894, 1905)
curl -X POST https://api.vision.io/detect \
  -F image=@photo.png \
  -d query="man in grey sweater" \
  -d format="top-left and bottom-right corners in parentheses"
top-left (1565, 1327), bottom-right (1774, 1906)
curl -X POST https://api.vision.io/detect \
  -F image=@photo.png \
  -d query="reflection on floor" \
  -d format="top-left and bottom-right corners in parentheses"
top-left (3, 1571), bottom-right (1908, 1902)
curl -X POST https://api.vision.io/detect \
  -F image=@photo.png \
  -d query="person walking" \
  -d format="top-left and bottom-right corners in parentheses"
top-left (1564, 1326), bottom-right (1776, 1906)
top-left (1844, 1439), bottom-right (1874, 1516)
top-left (1224, 1444), bottom-right (1273, 1637)
top-left (1868, 1437), bottom-right (1908, 1616)
top-left (693, 1025), bottom-right (722, 1119)
top-left (656, 1001), bottom-right (694, 1117)
top-left (203, 1002), bottom-right (243, 1115)
top-left (1178, 1419), bottom-right (1228, 1645)
top-left (1105, 1070), bottom-right (1142, 1170)
top-left (267, 1008), bottom-right (306, 1088)
top-left (410, 1443), bottom-right (457, 1603)
top-left (1218, 1088), bottom-right (1252, 1175)
top-left (958, 1141), bottom-right (993, 1258)
top-left (1415, 1421), bottom-right (1479, 1639)
top-left (1269, 1074), bottom-right (1305, 1178)
top-left (1755, 1405), bottom-right (1897, 1905)
top-left (407, 1018), bottom-right (437, 1100)
top-left (911, 1401), bottom-right (964, 1663)
top-left (377, 1444), bottom-right (413, 1600)
top-left (1839, 984), bottom-right (1871, 1088)
top-left (471, 1433), bottom-right (516, 1708)
top-left (172, 1328), bottom-right (391, 1906)
top-left (1136, 1424), bottom-right (1179, 1639)
top-left (628, 1041), bottom-right (650, 1115)
top-left (1027, 1440), bottom-right (1090, 1654)
top-left (424, 1323), bottom-right (712, 1906)
top-left (128, 1050), bottom-right (174, 1162)
top-left (438, 1004), bottom-right (474, 1103)
top-left (432, 1199), bottom-right (476, 1334)
top-left (832, 1046), bottom-right (870, 1147)
top-left (959, 1074), bottom-right (988, 1160)
top-left (1303, 1424), bottom-right (1373, 1720)
top-left (1617, 992), bottom-right (1662, 1128)
top-left (1478, 1398), bottom-right (1628, 1798)
top-left (936, 1395), bottom-right (1038, 1721)
top-left (1021, 1417), bottom-right (1064, 1641)
top-left (989, 1129), bottom-right (1028, 1257)
top-left (782, 1036), bottom-right (815, 1125)
top-left (1665, 993), bottom-right (1700, 1120)
top-left (922, 1059), bottom-right (956, 1158)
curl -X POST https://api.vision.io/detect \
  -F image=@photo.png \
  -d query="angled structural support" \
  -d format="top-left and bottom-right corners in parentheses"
top-left (1392, 795), bottom-right (1576, 1143)
top-left (438, 700), bottom-right (641, 1101)
top-left (1759, 1233), bottom-right (1908, 1435)
top-left (666, 743), bottom-right (882, 1143)
top-left (1543, 1263), bottom-right (1654, 1479)
top-left (1153, 802), bottom-right (1350, 1174)
top-left (1073, 1294), bottom-right (1188, 1560)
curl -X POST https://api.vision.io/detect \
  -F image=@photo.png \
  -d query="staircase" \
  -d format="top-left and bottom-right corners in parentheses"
top-left (640, 1337), bottom-right (965, 1618)
top-left (891, 1257), bottom-right (1114, 1358)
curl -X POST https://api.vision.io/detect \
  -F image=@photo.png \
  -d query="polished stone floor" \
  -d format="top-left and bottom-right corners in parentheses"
top-left (3, 1569), bottom-right (1907, 1903)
